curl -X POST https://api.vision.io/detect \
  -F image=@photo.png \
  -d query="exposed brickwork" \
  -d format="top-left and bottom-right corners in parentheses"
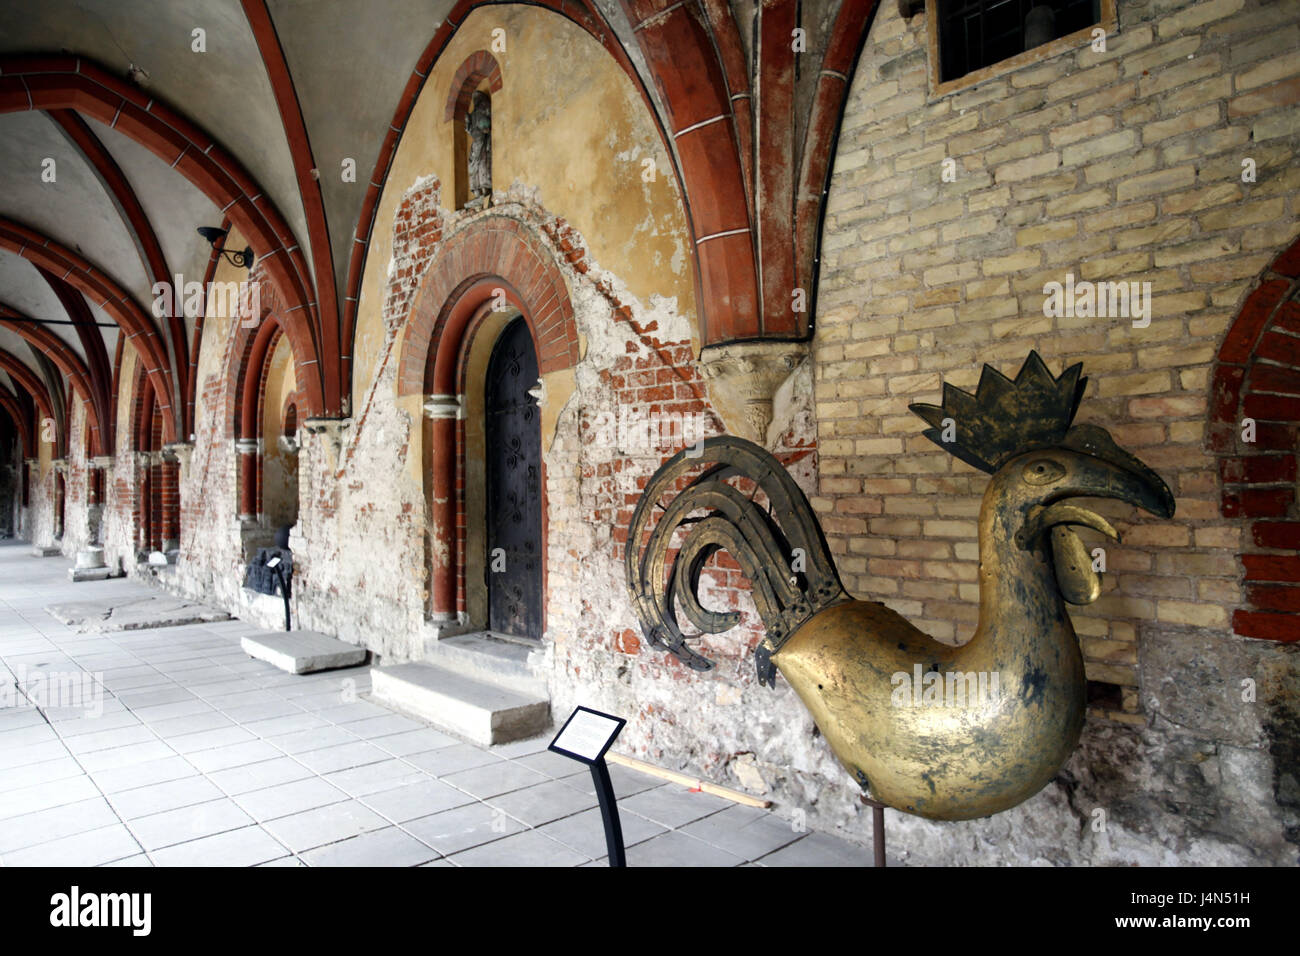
top-left (398, 191), bottom-right (580, 393)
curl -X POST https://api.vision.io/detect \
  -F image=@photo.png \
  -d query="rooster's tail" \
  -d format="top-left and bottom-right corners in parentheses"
top-left (625, 435), bottom-right (847, 685)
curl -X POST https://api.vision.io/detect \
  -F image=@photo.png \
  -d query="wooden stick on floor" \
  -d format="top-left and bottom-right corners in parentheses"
top-left (606, 751), bottom-right (773, 808)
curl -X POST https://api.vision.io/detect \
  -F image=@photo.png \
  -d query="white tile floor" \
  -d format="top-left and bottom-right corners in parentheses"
top-left (0, 540), bottom-right (878, 866)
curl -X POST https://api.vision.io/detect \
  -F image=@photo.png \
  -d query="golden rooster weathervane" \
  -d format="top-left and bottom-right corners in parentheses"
top-left (626, 352), bottom-right (1175, 821)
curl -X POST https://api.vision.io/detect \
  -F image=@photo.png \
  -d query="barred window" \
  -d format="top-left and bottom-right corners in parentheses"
top-left (929, 0), bottom-right (1112, 90)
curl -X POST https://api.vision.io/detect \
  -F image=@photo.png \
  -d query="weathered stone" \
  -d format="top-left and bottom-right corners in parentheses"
top-left (370, 662), bottom-right (550, 746)
top-left (241, 629), bottom-right (368, 674)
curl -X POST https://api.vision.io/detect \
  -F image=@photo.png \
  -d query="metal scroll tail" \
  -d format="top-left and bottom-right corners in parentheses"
top-left (624, 435), bottom-right (848, 686)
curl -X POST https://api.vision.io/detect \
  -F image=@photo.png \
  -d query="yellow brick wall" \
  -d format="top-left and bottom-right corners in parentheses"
top-left (815, 0), bottom-right (1300, 720)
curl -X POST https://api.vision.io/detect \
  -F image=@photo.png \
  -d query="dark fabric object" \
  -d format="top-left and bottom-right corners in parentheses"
top-left (245, 546), bottom-right (292, 597)
top-left (274, 525), bottom-right (291, 549)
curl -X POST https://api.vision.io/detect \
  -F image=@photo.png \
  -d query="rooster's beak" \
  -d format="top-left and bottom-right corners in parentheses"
top-left (1016, 425), bottom-right (1175, 606)
top-left (1059, 423), bottom-right (1176, 519)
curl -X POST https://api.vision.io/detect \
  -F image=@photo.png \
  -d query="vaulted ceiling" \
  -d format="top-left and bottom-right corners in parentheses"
top-left (0, 0), bottom-right (878, 458)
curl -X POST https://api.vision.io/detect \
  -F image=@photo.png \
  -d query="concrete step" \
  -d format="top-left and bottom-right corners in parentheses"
top-left (241, 629), bottom-right (368, 674)
top-left (424, 631), bottom-right (546, 696)
top-left (369, 662), bottom-right (550, 747)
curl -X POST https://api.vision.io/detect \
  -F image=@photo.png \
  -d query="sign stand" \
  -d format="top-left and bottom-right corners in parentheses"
top-left (549, 706), bottom-right (627, 867)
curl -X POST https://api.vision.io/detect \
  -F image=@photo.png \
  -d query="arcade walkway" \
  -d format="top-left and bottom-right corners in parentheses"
top-left (0, 540), bottom-right (876, 867)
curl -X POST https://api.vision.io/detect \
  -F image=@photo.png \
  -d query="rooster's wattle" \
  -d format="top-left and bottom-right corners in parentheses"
top-left (625, 352), bottom-right (1175, 821)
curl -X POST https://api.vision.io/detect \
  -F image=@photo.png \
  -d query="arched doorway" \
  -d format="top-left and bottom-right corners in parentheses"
top-left (484, 316), bottom-right (542, 639)
top-left (400, 216), bottom-right (581, 632)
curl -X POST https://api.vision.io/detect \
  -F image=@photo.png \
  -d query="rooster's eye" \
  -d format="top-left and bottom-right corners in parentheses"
top-left (1023, 458), bottom-right (1066, 485)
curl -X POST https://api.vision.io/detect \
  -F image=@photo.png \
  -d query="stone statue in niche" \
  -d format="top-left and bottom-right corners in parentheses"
top-left (465, 90), bottom-right (492, 208)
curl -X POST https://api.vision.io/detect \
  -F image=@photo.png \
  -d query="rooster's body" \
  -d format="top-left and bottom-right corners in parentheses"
top-left (626, 353), bottom-right (1174, 821)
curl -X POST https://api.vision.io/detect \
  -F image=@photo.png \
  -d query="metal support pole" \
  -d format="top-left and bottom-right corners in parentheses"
top-left (861, 795), bottom-right (887, 867)
top-left (590, 758), bottom-right (626, 867)
top-left (272, 565), bottom-right (290, 631)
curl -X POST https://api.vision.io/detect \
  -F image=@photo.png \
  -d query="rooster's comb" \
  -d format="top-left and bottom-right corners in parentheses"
top-left (908, 351), bottom-right (1087, 474)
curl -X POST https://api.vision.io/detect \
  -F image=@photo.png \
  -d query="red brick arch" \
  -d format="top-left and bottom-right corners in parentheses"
top-left (0, 218), bottom-right (176, 443)
top-left (0, 56), bottom-right (333, 418)
top-left (444, 50), bottom-right (503, 122)
top-left (398, 217), bottom-right (579, 396)
top-left (0, 348), bottom-right (55, 434)
top-left (1209, 234), bottom-right (1300, 643)
top-left (0, 309), bottom-right (104, 456)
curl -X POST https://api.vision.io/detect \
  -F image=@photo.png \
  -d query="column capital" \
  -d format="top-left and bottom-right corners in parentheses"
top-left (423, 394), bottom-right (464, 420)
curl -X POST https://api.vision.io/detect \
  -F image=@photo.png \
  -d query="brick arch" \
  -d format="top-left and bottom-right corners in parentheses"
top-left (230, 314), bottom-right (291, 522)
top-left (0, 308), bottom-right (104, 456)
top-left (1209, 234), bottom-right (1300, 643)
top-left (0, 348), bottom-right (56, 437)
top-left (0, 56), bottom-right (335, 417)
top-left (398, 217), bottom-right (579, 396)
top-left (127, 359), bottom-right (157, 454)
top-left (224, 273), bottom-right (323, 430)
top-left (282, 398), bottom-right (298, 436)
top-left (444, 50), bottom-right (503, 122)
top-left (0, 218), bottom-right (176, 443)
top-left (125, 358), bottom-right (176, 553)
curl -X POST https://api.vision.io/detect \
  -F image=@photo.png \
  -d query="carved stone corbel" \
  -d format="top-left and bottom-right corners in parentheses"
top-left (302, 417), bottom-right (351, 468)
top-left (162, 442), bottom-right (194, 480)
top-left (698, 340), bottom-right (809, 444)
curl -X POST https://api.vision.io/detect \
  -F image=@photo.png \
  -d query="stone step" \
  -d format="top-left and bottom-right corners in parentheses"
top-left (424, 631), bottom-right (546, 696)
top-left (68, 567), bottom-right (115, 582)
top-left (369, 662), bottom-right (550, 747)
top-left (241, 629), bottom-right (368, 674)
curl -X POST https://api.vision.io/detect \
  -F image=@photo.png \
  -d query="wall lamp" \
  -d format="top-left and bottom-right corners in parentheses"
top-left (196, 226), bottom-right (254, 269)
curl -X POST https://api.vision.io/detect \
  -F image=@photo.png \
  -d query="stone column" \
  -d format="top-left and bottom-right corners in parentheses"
top-left (132, 451), bottom-right (151, 555)
top-left (89, 455), bottom-right (113, 547)
top-left (51, 458), bottom-right (67, 541)
top-left (424, 394), bottom-right (462, 622)
top-left (160, 443), bottom-right (191, 555)
top-left (235, 437), bottom-right (259, 524)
